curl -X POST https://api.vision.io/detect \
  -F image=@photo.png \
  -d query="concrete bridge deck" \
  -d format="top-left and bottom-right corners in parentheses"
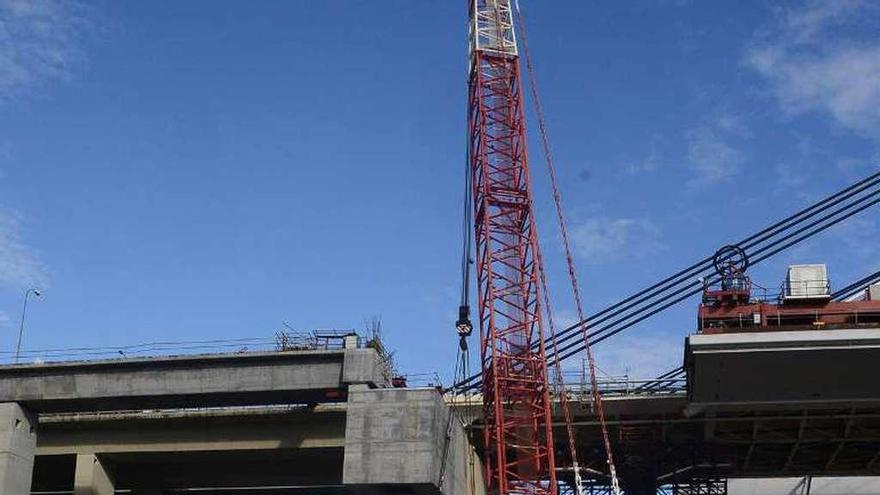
top-left (0, 346), bottom-right (482, 495)
top-left (0, 347), bottom-right (388, 413)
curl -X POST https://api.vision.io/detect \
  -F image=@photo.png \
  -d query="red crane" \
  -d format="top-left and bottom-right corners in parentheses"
top-left (467, 1), bottom-right (557, 494)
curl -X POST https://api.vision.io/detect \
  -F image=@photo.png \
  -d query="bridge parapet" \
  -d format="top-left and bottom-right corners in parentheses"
top-left (0, 347), bottom-right (390, 414)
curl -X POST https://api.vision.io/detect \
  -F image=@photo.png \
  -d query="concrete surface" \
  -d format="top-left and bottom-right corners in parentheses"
top-left (0, 403), bottom-right (35, 495)
top-left (36, 405), bottom-right (346, 456)
top-left (0, 348), bottom-right (389, 413)
top-left (343, 386), bottom-right (483, 495)
top-left (730, 476), bottom-right (880, 494)
top-left (687, 329), bottom-right (880, 408)
top-left (74, 453), bottom-right (114, 495)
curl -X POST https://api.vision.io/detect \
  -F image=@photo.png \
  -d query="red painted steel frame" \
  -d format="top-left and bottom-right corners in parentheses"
top-left (468, 41), bottom-right (558, 495)
top-left (700, 299), bottom-right (880, 333)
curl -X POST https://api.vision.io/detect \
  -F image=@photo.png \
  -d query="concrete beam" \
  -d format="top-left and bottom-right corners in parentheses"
top-left (0, 348), bottom-right (389, 413)
top-left (74, 454), bottom-right (114, 495)
top-left (37, 406), bottom-right (346, 455)
top-left (108, 448), bottom-right (344, 487)
top-left (687, 329), bottom-right (880, 410)
top-left (0, 403), bottom-right (36, 495)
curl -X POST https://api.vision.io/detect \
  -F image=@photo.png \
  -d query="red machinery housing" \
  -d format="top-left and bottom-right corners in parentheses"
top-left (699, 261), bottom-right (880, 334)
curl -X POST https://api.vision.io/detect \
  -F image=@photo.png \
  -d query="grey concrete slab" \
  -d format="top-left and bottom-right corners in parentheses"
top-left (36, 406), bottom-right (346, 455)
top-left (0, 403), bottom-right (36, 495)
top-left (730, 476), bottom-right (880, 494)
top-left (687, 329), bottom-right (880, 408)
top-left (0, 348), bottom-right (389, 413)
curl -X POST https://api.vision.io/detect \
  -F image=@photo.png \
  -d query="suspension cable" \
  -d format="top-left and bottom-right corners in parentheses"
top-left (641, 267), bottom-right (880, 388)
top-left (549, 191), bottom-right (880, 367)
top-left (545, 174), bottom-right (880, 357)
top-left (832, 269), bottom-right (880, 300)
top-left (452, 172), bottom-right (880, 391)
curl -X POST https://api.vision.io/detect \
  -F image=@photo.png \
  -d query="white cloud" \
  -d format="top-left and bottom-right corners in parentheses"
top-left (570, 217), bottom-right (663, 264)
top-left (0, 0), bottom-right (90, 101)
top-left (593, 334), bottom-right (683, 380)
top-left (626, 135), bottom-right (662, 176)
top-left (0, 310), bottom-right (9, 329)
top-left (685, 125), bottom-right (743, 188)
top-left (745, 1), bottom-right (880, 140)
top-left (0, 211), bottom-right (48, 289)
top-left (781, 0), bottom-right (865, 44)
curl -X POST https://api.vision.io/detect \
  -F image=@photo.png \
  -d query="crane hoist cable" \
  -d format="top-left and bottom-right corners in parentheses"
top-left (444, 138), bottom-right (475, 488)
top-left (456, 115), bottom-right (475, 350)
top-left (513, 3), bottom-right (621, 493)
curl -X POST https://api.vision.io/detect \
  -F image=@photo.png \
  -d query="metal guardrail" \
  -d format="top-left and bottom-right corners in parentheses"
top-left (561, 377), bottom-right (687, 397)
top-left (0, 330), bottom-right (367, 366)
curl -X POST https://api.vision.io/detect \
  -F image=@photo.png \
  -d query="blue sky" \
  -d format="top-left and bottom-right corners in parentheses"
top-left (0, 1), bottom-right (878, 381)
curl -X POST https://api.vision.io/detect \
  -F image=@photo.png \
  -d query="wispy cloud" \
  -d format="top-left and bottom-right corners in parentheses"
top-left (626, 135), bottom-right (662, 176)
top-left (569, 217), bottom-right (664, 264)
top-left (685, 124), bottom-right (743, 188)
top-left (0, 310), bottom-right (9, 329)
top-left (593, 334), bottom-right (683, 380)
top-left (627, 150), bottom-right (659, 175)
top-left (745, 1), bottom-right (880, 140)
top-left (0, 211), bottom-right (48, 289)
top-left (0, 0), bottom-right (91, 101)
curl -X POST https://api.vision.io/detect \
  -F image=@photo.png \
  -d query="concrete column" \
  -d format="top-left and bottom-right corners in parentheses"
top-left (74, 454), bottom-right (115, 495)
top-left (0, 402), bottom-right (36, 495)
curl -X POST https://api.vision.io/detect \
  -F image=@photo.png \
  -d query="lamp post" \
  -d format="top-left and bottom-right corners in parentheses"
top-left (15, 288), bottom-right (41, 364)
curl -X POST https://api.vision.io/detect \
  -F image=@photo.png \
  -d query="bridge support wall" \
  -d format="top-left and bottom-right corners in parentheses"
top-left (0, 402), bottom-right (36, 495)
top-left (343, 386), bottom-right (484, 495)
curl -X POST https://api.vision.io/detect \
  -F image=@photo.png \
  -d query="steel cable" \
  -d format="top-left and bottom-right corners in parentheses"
top-left (454, 173), bottom-right (880, 391)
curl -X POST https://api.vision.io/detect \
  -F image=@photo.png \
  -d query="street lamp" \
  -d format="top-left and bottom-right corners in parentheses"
top-left (15, 288), bottom-right (41, 364)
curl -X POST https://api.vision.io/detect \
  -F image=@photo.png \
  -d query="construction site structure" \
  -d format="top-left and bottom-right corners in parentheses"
top-left (466, 0), bottom-right (558, 494)
top-left (699, 247), bottom-right (880, 333)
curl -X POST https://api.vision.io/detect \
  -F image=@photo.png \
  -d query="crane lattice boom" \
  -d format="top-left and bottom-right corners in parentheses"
top-left (467, 1), bottom-right (557, 494)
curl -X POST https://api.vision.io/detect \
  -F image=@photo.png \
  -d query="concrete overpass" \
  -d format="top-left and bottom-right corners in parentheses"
top-left (0, 343), bottom-right (483, 495)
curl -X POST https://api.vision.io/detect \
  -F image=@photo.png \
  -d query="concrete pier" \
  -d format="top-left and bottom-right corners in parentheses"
top-left (73, 453), bottom-right (114, 495)
top-left (0, 403), bottom-right (36, 495)
top-left (343, 386), bottom-right (483, 495)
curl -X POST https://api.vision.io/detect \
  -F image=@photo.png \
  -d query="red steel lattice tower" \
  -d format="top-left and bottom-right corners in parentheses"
top-left (467, 1), bottom-right (557, 494)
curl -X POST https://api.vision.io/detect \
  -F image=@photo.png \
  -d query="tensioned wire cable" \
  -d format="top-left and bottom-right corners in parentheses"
top-left (639, 266), bottom-right (880, 390)
top-left (453, 171), bottom-right (880, 391)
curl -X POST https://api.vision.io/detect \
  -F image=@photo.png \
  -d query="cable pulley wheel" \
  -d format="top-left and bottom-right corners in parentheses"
top-left (713, 244), bottom-right (749, 278)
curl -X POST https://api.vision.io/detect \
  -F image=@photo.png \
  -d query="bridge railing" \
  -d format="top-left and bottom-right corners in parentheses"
top-left (0, 329), bottom-right (367, 366)
top-left (561, 376), bottom-right (686, 398)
